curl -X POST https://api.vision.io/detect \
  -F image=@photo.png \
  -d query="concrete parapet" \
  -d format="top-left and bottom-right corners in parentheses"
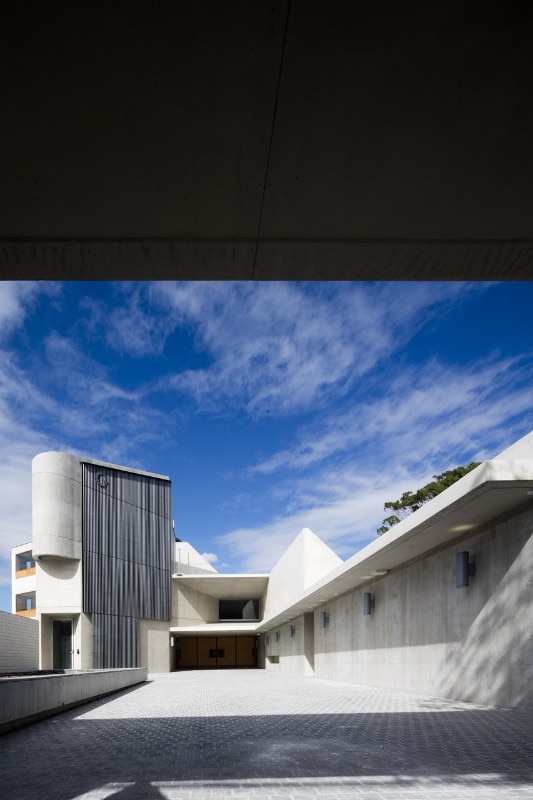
top-left (0, 667), bottom-right (147, 733)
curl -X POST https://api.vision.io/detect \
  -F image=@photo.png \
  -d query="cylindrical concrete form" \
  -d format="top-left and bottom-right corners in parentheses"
top-left (32, 452), bottom-right (82, 560)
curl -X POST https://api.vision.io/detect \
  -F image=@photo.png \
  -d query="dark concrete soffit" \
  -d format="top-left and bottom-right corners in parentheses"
top-left (1, 240), bottom-right (532, 281)
top-left (1, 3), bottom-right (533, 281)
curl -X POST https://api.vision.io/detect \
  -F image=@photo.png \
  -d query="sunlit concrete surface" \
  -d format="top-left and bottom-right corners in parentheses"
top-left (1, 671), bottom-right (533, 799)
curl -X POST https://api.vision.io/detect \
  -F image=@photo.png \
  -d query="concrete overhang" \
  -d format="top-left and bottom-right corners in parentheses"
top-left (257, 459), bottom-right (533, 632)
top-left (169, 622), bottom-right (260, 637)
top-left (172, 573), bottom-right (268, 599)
top-left (2, 4), bottom-right (532, 280)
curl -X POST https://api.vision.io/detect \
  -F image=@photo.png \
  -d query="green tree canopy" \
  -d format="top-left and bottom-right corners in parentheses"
top-left (376, 462), bottom-right (480, 535)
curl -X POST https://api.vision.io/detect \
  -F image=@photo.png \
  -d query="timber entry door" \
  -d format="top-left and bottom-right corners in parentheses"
top-left (176, 636), bottom-right (257, 669)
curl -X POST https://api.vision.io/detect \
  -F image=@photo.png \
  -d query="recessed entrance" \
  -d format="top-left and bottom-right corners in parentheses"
top-left (176, 636), bottom-right (257, 669)
top-left (52, 619), bottom-right (73, 669)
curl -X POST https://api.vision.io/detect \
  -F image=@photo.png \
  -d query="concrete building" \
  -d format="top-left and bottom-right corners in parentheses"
top-left (13, 433), bottom-right (533, 708)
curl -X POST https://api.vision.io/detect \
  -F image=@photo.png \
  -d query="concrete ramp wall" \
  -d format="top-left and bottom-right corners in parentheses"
top-left (0, 667), bottom-right (147, 733)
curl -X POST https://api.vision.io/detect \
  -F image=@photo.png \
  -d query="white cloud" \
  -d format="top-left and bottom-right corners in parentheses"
top-left (218, 468), bottom-right (418, 572)
top-left (201, 552), bottom-right (218, 564)
top-left (248, 355), bottom-right (532, 476)
top-left (220, 352), bottom-right (533, 572)
top-left (150, 281), bottom-right (486, 417)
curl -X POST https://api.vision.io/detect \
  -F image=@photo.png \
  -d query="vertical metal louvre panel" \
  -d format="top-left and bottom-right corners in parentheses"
top-left (82, 463), bottom-right (172, 668)
top-left (91, 613), bottom-right (140, 669)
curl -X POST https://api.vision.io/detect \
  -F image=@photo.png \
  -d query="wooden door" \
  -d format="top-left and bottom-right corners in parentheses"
top-left (197, 636), bottom-right (218, 668)
top-left (236, 636), bottom-right (257, 667)
top-left (217, 637), bottom-right (236, 667)
top-left (177, 637), bottom-right (198, 668)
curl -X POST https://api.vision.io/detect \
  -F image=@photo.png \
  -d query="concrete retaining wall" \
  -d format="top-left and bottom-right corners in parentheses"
top-left (0, 667), bottom-right (147, 733)
top-left (0, 611), bottom-right (39, 673)
top-left (266, 504), bottom-right (533, 709)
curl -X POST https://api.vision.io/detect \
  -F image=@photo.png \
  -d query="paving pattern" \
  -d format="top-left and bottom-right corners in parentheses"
top-left (1, 670), bottom-right (533, 799)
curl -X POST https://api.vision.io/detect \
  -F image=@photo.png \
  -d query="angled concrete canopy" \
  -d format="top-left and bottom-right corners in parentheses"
top-left (172, 574), bottom-right (269, 600)
top-left (257, 435), bottom-right (533, 631)
top-left (1, 2), bottom-right (532, 279)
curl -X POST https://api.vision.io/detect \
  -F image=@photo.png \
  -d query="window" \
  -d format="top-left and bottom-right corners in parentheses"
top-left (218, 599), bottom-right (260, 621)
top-left (16, 551), bottom-right (35, 572)
top-left (16, 591), bottom-right (36, 612)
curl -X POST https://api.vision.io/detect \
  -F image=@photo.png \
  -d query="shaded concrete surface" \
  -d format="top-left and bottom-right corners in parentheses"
top-left (1, 670), bottom-right (533, 799)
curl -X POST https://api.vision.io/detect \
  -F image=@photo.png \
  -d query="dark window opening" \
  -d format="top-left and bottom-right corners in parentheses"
top-left (219, 599), bottom-right (260, 620)
top-left (16, 551), bottom-right (35, 571)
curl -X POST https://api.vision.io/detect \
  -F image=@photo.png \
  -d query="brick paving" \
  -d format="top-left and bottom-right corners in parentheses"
top-left (1, 670), bottom-right (533, 799)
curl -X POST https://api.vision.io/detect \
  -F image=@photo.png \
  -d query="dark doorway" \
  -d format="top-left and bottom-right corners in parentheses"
top-left (176, 636), bottom-right (257, 669)
top-left (52, 619), bottom-right (73, 669)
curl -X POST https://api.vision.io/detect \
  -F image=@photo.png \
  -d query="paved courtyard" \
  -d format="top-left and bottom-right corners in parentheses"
top-left (1, 670), bottom-right (533, 800)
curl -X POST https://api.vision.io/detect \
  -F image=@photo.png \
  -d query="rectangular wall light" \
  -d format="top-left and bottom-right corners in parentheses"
top-left (456, 551), bottom-right (476, 587)
top-left (289, 624), bottom-right (295, 638)
top-left (320, 611), bottom-right (329, 628)
top-left (363, 592), bottom-right (375, 615)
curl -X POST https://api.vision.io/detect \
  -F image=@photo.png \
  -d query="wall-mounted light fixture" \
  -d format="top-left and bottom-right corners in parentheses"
top-left (170, 636), bottom-right (176, 647)
top-left (275, 630), bottom-right (280, 642)
top-left (320, 611), bottom-right (329, 629)
top-left (363, 592), bottom-right (375, 615)
top-left (456, 551), bottom-right (476, 587)
top-left (265, 634), bottom-right (269, 645)
top-left (289, 624), bottom-right (296, 638)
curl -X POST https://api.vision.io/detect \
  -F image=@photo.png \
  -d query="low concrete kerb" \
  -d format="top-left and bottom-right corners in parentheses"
top-left (0, 667), bottom-right (147, 734)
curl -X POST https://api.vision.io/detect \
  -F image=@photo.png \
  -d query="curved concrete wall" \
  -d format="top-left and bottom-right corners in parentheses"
top-left (32, 452), bottom-right (82, 560)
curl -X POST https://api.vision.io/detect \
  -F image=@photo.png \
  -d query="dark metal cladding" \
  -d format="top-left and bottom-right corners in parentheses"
top-left (81, 463), bottom-right (172, 668)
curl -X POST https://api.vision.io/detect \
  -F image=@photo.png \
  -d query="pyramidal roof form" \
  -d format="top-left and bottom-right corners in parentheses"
top-left (263, 527), bottom-right (343, 620)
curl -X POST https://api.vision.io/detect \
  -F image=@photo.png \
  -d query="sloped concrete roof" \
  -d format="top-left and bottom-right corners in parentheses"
top-left (257, 438), bottom-right (533, 631)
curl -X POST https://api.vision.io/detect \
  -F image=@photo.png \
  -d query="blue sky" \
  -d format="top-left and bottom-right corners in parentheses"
top-left (1, 281), bottom-right (532, 612)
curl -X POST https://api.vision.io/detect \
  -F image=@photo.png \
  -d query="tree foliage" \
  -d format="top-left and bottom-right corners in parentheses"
top-left (376, 462), bottom-right (481, 535)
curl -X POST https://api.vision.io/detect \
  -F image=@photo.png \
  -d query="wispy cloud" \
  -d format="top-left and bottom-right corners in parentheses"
top-left (146, 281), bottom-right (487, 416)
top-left (219, 353), bottom-right (533, 572)
top-left (218, 470), bottom-right (405, 572)
top-left (0, 282), bottom-right (58, 338)
top-left (249, 355), bottom-right (532, 475)
top-left (0, 288), bottom-right (175, 581)
top-left (201, 552), bottom-right (218, 565)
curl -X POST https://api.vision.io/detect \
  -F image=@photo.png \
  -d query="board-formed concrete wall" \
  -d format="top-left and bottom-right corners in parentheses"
top-left (172, 584), bottom-right (219, 626)
top-left (0, 611), bottom-right (39, 673)
top-left (264, 503), bottom-right (533, 709)
top-left (312, 503), bottom-right (533, 709)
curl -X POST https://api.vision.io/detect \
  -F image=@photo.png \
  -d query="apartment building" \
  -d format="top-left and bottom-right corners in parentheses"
top-left (12, 543), bottom-right (37, 618)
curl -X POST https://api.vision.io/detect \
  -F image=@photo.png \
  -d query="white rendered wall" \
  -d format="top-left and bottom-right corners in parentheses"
top-left (36, 557), bottom-right (82, 612)
top-left (309, 503), bottom-right (533, 709)
top-left (11, 542), bottom-right (36, 614)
